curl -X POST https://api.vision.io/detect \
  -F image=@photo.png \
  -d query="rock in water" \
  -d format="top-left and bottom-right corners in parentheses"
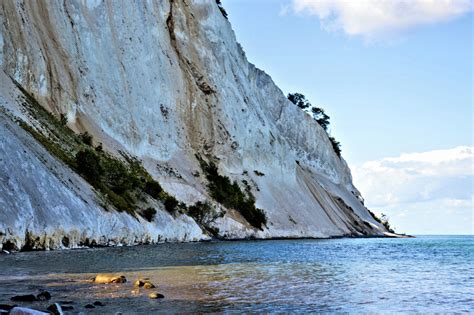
top-left (10, 295), bottom-right (37, 302)
top-left (46, 303), bottom-right (63, 315)
top-left (93, 301), bottom-right (105, 307)
top-left (143, 281), bottom-right (156, 289)
top-left (93, 274), bottom-right (127, 284)
top-left (84, 304), bottom-right (95, 309)
top-left (148, 293), bottom-right (165, 299)
top-left (36, 291), bottom-right (51, 301)
top-left (0, 304), bottom-right (15, 311)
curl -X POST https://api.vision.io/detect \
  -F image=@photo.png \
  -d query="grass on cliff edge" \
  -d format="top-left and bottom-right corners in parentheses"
top-left (14, 82), bottom-right (179, 219)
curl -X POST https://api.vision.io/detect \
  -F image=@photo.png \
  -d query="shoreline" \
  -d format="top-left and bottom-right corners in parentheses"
top-left (0, 233), bottom-right (414, 255)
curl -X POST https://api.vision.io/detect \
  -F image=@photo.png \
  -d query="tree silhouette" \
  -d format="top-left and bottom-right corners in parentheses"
top-left (287, 93), bottom-right (311, 109)
top-left (311, 107), bottom-right (330, 131)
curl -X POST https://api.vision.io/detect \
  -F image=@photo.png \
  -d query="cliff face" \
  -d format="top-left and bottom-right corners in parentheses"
top-left (0, 0), bottom-right (387, 250)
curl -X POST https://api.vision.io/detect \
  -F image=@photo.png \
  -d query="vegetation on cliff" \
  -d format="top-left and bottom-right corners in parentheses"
top-left (196, 155), bottom-right (267, 230)
top-left (14, 81), bottom-right (179, 218)
top-left (287, 92), bottom-right (342, 158)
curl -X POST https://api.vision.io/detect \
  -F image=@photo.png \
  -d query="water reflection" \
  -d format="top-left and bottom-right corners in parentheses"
top-left (0, 237), bottom-right (472, 313)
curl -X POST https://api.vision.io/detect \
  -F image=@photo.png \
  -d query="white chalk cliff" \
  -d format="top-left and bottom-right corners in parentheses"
top-left (0, 0), bottom-right (388, 250)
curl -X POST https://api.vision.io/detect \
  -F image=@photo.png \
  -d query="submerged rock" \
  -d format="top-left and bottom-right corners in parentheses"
top-left (0, 304), bottom-right (15, 311)
top-left (10, 295), bottom-right (37, 302)
top-left (84, 304), bottom-right (95, 309)
top-left (93, 301), bottom-right (105, 307)
top-left (36, 291), bottom-right (51, 301)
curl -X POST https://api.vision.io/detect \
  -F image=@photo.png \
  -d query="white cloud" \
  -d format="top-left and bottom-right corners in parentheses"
top-left (351, 146), bottom-right (474, 234)
top-left (290, 0), bottom-right (473, 39)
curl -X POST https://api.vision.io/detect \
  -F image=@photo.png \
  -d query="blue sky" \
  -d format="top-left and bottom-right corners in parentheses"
top-left (224, 0), bottom-right (473, 234)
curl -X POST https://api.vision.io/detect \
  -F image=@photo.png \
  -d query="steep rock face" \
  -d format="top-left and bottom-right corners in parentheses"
top-left (0, 0), bottom-right (386, 248)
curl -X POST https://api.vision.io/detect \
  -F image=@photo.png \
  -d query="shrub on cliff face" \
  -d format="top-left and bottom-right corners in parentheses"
top-left (197, 156), bottom-right (267, 230)
top-left (164, 195), bottom-right (179, 213)
top-left (16, 82), bottom-right (183, 218)
top-left (102, 157), bottom-right (136, 194)
top-left (144, 180), bottom-right (163, 199)
top-left (328, 136), bottom-right (341, 158)
top-left (188, 201), bottom-right (216, 225)
top-left (380, 213), bottom-right (394, 233)
top-left (188, 201), bottom-right (222, 237)
top-left (142, 207), bottom-right (157, 222)
top-left (75, 149), bottom-right (103, 181)
top-left (287, 93), bottom-right (311, 109)
top-left (311, 107), bottom-right (330, 131)
top-left (59, 113), bottom-right (68, 126)
top-left (80, 131), bottom-right (93, 146)
top-left (368, 210), bottom-right (394, 233)
top-left (216, 0), bottom-right (228, 19)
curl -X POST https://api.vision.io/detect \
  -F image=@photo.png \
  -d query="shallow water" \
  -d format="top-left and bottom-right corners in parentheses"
top-left (0, 236), bottom-right (472, 313)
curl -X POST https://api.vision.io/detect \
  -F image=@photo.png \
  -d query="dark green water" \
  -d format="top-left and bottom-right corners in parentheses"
top-left (0, 236), bottom-right (472, 313)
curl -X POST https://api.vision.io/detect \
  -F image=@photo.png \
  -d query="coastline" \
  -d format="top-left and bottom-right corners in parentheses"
top-left (0, 233), bottom-right (414, 255)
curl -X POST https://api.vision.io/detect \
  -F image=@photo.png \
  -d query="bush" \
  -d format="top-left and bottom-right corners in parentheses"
top-left (368, 210), bottom-right (394, 233)
top-left (75, 149), bottom-right (103, 180)
top-left (197, 156), bottom-right (267, 230)
top-left (188, 201), bottom-right (215, 225)
top-left (164, 195), bottom-right (179, 213)
top-left (103, 187), bottom-right (133, 213)
top-left (216, 0), bottom-right (228, 19)
top-left (15, 81), bottom-right (180, 218)
top-left (142, 207), bottom-right (157, 222)
top-left (59, 113), bottom-right (68, 126)
top-left (328, 136), bottom-right (341, 158)
top-left (311, 107), bottom-right (330, 131)
top-left (287, 93), bottom-right (311, 109)
top-left (144, 180), bottom-right (163, 199)
top-left (380, 213), bottom-right (394, 233)
top-left (80, 131), bottom-right (93, 145)
top-left (102, 157), bottom-right (135, 194)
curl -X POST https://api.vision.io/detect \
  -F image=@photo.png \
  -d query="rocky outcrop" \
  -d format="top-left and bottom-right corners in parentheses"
top-left (0, 0), bottom-right (387, 249)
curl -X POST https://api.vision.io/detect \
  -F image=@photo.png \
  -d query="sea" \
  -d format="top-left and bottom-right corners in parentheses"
top-left (0, 235), bottom-right (472, 313)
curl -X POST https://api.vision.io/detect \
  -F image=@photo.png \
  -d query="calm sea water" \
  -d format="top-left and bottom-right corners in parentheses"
top-left (0, 236), bottom-right (472, 313)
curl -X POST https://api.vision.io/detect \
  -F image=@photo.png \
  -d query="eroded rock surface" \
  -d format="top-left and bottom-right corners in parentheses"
top-left (0, 0), bottom-right (387, 249)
